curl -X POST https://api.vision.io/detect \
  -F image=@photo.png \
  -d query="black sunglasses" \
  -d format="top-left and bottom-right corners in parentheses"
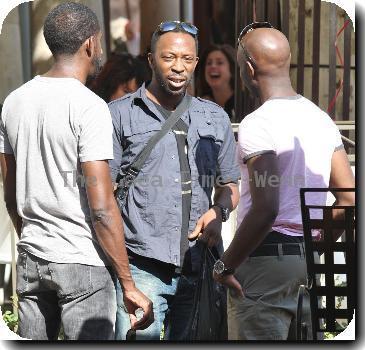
top-left (237, 22), bottom-right (273, 67)
top-left (157, 21), bottom-right (198, 37)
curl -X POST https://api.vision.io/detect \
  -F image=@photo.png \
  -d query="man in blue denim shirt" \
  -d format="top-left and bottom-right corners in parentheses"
top-left (109, 21), bottom-right (240, 340)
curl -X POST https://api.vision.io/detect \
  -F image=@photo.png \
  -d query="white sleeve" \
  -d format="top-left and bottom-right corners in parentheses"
top-left (237, 118), bottom-right (276, 164)
top-left (332, 121), bottom-right (344, 152)
top-left (78, 101), bottom-right (114, 162)
top-left (0, 103), bottom-right (14, 154)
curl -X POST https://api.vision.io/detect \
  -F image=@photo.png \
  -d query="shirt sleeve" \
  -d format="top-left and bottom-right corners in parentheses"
top-left (332, 121), bottom-right (344, 152)
top-left (0, 104), bottom-right (14, 154)
top-left (215, 111), bottom-right (241, 184)
top-left (78, 101), bottom-right (113, 162)
top-left (238, 117), bottom-right (276, 164)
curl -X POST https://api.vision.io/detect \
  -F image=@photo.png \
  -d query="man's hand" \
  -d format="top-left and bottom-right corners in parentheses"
top-left (188, 207), bottom-right (222, 247)
top-left (213, 272), bottom-right (244, 298)
top-left (123, 287), bottom-right (154, 331)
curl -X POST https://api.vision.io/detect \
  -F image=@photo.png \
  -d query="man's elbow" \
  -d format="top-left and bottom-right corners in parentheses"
top-left (5, 199), bottom-right (17, 214)
top-left (252, 203), bottom-right (279, 225)
top-left (265, 207), bottom-right (279, 223)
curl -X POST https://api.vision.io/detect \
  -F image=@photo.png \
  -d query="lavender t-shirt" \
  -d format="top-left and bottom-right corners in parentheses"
top-left (236, 95), bottom-right (343, 236)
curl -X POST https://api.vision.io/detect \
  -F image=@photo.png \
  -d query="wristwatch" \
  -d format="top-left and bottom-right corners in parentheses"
top-left (212, 203), bottom-right (230, 222)
top-left (213, 259), bottom-right (235, 276)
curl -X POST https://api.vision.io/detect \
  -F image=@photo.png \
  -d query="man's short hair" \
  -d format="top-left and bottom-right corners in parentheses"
top-left (43, 2), bottom-right (100, 56)
top-left (150, 27), bottom-right (199, 54)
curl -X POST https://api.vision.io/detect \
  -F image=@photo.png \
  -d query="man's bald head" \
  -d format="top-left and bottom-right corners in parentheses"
top-left (239, 28), bottom-right (291, 76)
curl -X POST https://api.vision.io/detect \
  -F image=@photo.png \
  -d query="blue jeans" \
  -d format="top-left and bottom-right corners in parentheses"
top-left (115, 256), bottom-right (198, 340)
top-left (16, 248), bottom-right (117, 340)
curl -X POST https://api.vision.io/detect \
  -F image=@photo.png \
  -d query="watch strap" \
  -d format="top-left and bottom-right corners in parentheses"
top-left (212, 203), bottom-right (230, 222)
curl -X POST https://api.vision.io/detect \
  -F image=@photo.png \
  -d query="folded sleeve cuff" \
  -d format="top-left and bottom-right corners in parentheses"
top-left (243, 150), bottom-right (276, 164)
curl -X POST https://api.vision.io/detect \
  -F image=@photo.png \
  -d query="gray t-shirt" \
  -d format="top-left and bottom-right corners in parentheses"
top-left (0, 76), bottom-right (113, 266)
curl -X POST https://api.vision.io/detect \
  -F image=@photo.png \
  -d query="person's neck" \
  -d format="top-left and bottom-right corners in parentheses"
top-left (146, 80), bottom-right (185, 111)
top-left (211, 85), bottom-right (233, 108)
top-left (258, 77), bottom-right (297, 104)
top-left (42, 57), bottom-right (88, 85)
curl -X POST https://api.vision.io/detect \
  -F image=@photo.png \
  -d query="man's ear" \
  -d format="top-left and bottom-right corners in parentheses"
top-left (84, 36), bottom-right (95, 58)
top-left (147, 52), bottom-right (154, 68)
top-left (246, 60), bottom-right (255, 80)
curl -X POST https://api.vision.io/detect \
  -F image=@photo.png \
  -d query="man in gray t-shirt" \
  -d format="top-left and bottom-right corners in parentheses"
top-left (0, 2), bottom-right (152, 340)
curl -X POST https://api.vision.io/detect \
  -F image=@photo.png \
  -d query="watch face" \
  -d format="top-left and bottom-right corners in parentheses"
top-left (222, 208), bottom-right (230, 221)
top-left (214, 260), bottom-right (225, 275)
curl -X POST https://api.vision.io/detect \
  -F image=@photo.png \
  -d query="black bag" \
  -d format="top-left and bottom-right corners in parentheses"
top-left (184, 245), bottom-right (228, 340)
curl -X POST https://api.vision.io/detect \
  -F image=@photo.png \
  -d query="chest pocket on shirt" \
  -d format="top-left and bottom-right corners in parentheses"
top-left (124, 120), bottom-right (163, 167)
top-left (195, 126), bottom-right (223, 177)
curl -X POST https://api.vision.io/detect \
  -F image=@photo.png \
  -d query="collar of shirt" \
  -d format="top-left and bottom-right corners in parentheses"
top-left (130, 83), bottom-right (190, 124)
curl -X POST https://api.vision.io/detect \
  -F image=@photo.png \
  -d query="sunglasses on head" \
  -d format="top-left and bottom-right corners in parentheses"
top-left (237, 22), bottom-right (273, 67)
top-left (157, 21), bottom-right (198, 37)
top-left (237, 21), bottom-right (273, 45)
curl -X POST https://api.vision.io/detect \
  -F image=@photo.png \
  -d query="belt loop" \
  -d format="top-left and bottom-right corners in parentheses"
top-left (277, 243), bottom-right (283, 260)
top-left (299, 242), bottom-right (305, 259)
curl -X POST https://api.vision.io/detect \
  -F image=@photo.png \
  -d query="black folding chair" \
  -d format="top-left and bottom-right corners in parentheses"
top-left (297, 188), bottom-right (356, 340)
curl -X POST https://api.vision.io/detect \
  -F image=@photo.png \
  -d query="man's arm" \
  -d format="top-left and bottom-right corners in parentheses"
top-left (188, 182), bottom-right (239, 247)
top-left (188, 110), bottom-right (240, 247)
top-left (81, 160), bottom-right (153, 330)
top-left (222, 153), bottom-right (279, 268)
top-left (328, 148), bottom-right (355, 240)
top-left (213, 153), bottom-right (280, 294)
top-left (0, 153), bottom-right (22, 237)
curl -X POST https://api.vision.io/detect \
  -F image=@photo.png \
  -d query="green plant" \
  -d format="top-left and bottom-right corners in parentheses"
top-left (2, 310), bottom-right (18, 333)
top-left (2, 295), bottom-right (19, 333)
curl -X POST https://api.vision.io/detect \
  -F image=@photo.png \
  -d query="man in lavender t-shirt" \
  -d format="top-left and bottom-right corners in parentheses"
top-left (212, 26), bottom-right (355, 340)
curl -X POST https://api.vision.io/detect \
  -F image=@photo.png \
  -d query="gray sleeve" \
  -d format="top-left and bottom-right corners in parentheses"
top-left (215, 111), bottom-right (241, 184)
top-left (78, 102), bottom-right (113, 162)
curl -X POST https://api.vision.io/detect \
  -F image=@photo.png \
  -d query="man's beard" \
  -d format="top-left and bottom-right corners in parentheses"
top-left (154, 64), bottom-right (192, 97)
top-left (86, 56), bottom-right (103, 86)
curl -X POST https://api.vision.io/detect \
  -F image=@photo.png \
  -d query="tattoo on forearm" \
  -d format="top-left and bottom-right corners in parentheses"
top-left (91, 209), bottom-right (113, 226)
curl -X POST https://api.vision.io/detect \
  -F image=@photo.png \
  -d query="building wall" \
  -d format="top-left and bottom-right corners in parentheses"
top-left (0, 6), bottom-right (23, 104)
top-left (140, 0), bottom-right (179, 54)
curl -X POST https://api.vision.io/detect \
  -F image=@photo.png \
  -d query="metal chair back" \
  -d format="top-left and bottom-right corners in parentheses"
top-left (299, 188), bottom-right (355, 340)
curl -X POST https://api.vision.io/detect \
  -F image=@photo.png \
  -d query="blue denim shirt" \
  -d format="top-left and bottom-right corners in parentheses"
top-left (108, 84), bottom-right (240, 270)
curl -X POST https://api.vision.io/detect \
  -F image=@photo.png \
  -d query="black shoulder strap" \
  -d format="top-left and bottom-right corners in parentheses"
top-left (130, 95), bottom-right (192, 172)
top-left (116, 95), bottom-right (192, 201)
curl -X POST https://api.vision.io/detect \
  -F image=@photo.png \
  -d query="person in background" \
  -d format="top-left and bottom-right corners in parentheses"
top-left (198, 44), bottom-right (236, 121)
top-left (91, 53), bottom-right (151, 102)
top-left (212, 23), bottom-right (355, 340)
top-left (0, 2), bottom-right (153, 340)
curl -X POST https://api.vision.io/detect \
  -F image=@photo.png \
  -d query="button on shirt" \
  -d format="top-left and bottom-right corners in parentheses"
top-left (108, 84), bottom-right (240, 270)
top-left (153, 100), bottom-right (191, 271)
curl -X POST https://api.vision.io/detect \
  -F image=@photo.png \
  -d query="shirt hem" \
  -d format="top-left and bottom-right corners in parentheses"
top-left (17, 244), bottom-right (109, 266)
